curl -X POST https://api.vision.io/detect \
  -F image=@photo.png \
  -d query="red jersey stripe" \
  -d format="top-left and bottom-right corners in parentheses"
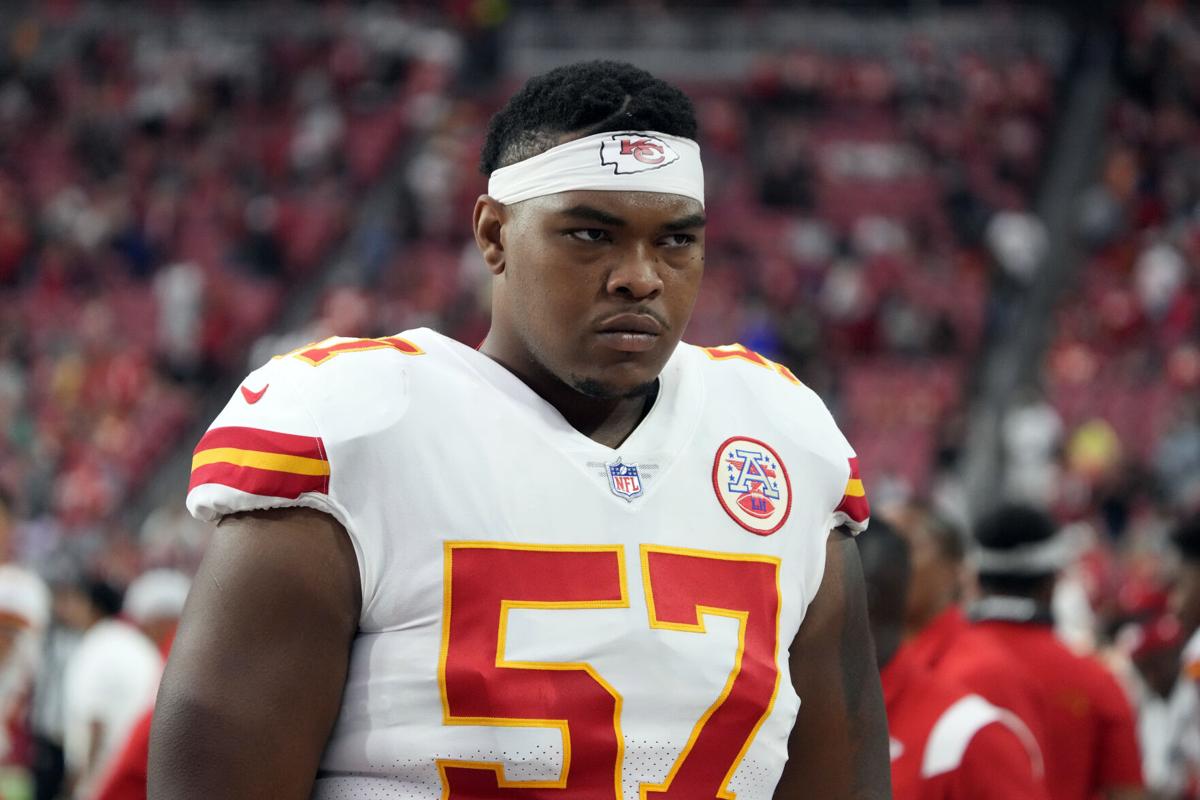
top-left (194, 426), bottom-right (326, 462)
top-left (836, 457), bottom-right (870, 523)
top-left (836, 493), bottom-right (871, 524)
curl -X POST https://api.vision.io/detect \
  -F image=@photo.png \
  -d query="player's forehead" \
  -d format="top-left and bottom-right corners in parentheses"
top-left (520, 189), bottom-right (704, 226)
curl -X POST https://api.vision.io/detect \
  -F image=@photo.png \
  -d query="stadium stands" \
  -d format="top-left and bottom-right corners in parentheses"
top-left (0, 7), bottom-right (454, 557)
top-left (1044, 0), bottom-right (1200, 521)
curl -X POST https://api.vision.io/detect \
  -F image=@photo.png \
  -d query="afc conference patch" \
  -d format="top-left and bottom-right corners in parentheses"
top-left (712, 436), bottom-right (792, 535)
top-left (607, 458), bottom-right (644, 501)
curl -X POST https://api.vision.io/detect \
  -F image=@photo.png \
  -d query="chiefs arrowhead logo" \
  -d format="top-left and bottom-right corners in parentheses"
top-left (599, 133), bottom-right (680, 174)
top-left (240, 384), bottom-right (269, 404)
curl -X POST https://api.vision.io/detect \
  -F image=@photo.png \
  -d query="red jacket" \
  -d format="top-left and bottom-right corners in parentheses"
top-left (973, 620), bottom-right (1143, 800)
top-left (883, 643), bottom-right (1047, 800)
top-left (92, 707), bottom-right (151, 800)
top-left (903, 605), bottom-right (1046, 749)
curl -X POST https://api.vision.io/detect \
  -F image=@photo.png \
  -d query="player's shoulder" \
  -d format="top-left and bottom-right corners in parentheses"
top-left (684, 341), bottom-right (809, 392)
top-left (678, 341), bottom-right (868, 532)
top-left (188, 328), bottom-right (452, 523)
top-left (250, 328), bottom-right (433, 394)
top-left (680, 341), bottom-right (867, 530)
top-left (236, 327), bottom-right (471, 417)
top-left (680, 341), bottom-right (841, 435)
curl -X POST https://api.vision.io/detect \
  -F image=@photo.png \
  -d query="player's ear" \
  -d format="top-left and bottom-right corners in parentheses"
top-left (473, 196), bottom-right (507, 276)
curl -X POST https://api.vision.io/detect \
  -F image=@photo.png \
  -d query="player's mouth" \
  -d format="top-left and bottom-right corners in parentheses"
top-left (594, 313), bottom-right (664, 353)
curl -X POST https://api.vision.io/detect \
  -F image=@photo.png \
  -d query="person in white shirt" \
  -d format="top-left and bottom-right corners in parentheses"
top-left (62, 577), bottom-right (161, 799)
top-left (1118, 613), bottom-right (1200, 797)
top-left (0, 564), bottom-right (50, 796)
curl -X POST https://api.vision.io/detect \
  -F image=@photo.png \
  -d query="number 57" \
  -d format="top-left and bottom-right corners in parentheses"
top-left (438, 542), bottom-right (783, 800)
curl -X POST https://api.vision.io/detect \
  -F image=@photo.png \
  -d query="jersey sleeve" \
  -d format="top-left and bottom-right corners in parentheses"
top-left (186, 336), bottom-right (420, 613)
top-left (830, 454), bottom-right (870, 534)
top-left (186, 356), bottom-right (342, 525)
top-left (783, 369), bottom-right (869, 535)
top-left (803, 392), bottom-right (869, 535)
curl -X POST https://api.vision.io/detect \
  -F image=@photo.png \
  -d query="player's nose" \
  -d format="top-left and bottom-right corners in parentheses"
top-left (606, 242), bottom-right (664, 300)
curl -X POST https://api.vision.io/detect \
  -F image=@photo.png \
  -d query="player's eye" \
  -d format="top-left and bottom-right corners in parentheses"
top-left (567, 229), bottom-right (610, 243)
top-left (659, 233), bottom-right (696, 248)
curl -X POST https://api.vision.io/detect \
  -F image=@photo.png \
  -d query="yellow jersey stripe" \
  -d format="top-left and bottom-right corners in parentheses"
top-left (192, 447), bottom-right (331, 477)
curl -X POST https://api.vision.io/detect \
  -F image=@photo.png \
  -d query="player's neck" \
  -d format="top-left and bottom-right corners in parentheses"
top-left (479, 337), bottom-right (657, 449)
top-left (563, 387), bottom-right (657, 449)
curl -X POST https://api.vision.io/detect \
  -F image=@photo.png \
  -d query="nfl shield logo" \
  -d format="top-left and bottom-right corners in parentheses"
top-left (607, 458), bottom-right (643, 502)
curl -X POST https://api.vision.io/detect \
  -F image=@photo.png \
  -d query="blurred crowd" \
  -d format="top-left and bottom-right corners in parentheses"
top-left (0, 5), bottom-right (459, 564)
top-left (0, 1), bottom-right (1196, 799)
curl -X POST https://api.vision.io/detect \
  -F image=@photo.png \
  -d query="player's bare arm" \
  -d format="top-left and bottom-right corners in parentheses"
top-left (773, 530), bottom-right (891, 799)
top-left (148, 507), bottom-right (360, 799)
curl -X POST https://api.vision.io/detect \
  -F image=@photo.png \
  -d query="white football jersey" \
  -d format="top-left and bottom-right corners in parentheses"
top-left (187, 328), bottom-right (869, 800)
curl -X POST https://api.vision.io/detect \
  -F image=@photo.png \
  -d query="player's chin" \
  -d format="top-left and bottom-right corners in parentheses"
top-left (572, 359), bottom-right (665, 401)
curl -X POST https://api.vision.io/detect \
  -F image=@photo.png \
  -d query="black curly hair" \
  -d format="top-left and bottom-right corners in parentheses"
top-left (479, 60), bottom-right (698, 176)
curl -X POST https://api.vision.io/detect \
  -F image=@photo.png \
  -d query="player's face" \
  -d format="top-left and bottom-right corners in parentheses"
top-left (895, 512), bottom-right (959, 630)
top-left (492, 190), bottom-right (705, 399)
top-left (1171, 560), bottom-right (1200, 638)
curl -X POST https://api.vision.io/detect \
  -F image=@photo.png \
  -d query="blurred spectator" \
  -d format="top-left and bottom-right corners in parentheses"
top-left (1002, 391), bottom-right (1064, 508)
top-left (121, 569), bottom-right (188, 654)
top-left (1052, 524), bottom-right (1102, 654)
top-left (1115, 613), bottom-right (1200, 798)
top-left (969, 504), bottom-right (1144, 799)
top-left (29, 579), bottom-right (84, 800)
top-left (1134, 241), bottom-right (1186, 322)
top-left (860, 517), bottom-right (1046, 800)
top-left (152, 261), bottom-right (204, 382)
top-left (1154, 403), bottom-right (1200, 509)
top-left (986, 209), bottom-right (1048, 285)
top-left (1171, 514), bottom-right (1200, 799)
top-left (888, 502), bottom-right (1044, 748)
top-left (1173, 514), bottom-right (1200, 647)
top-left (136, 506), bottom-right (210, 574)
top-left (0, 565), bottom-right (50, 798)
top-left (92, 709), bottom-right (150, 800)
top-left (90, 570), bottom-right (188, 800)
top-left (61, 577), bottom-right (159, 799)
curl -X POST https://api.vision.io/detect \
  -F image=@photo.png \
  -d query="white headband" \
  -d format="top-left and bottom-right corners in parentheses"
top-left (971, 528), bottom-right (1081, 575)
top-left (487, 130), bottom-right (704, 207)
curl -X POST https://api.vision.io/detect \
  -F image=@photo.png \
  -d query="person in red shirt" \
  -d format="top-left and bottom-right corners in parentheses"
top-left (860, 517), bottom-right (1046, 800)
top-left (91, 709), bottom-right (151, 800)
top-left (890, 503), bottom-right (1045, 744)
top-left (968, 504), bottom-right (1144, 800)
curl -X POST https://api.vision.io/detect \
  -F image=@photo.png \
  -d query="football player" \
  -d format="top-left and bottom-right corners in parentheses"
top-left (150, 61), bottom-right (889, 799)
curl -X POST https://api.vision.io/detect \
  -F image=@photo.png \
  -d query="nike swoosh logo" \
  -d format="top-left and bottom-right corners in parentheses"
top-left (240, 384), bottom-right (269, 404)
